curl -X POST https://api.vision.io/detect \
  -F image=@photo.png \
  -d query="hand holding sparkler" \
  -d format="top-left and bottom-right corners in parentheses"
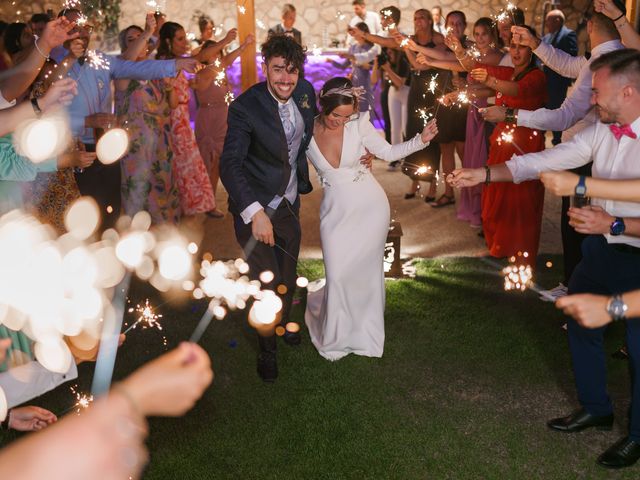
top-left (556, 293), bottom-right (615, 329)
top-left (510, 26), bottom-right (540, 49)
top-left (143, 12), bottom-right (157, 36)
top-left (469, 67), bottom-right (489, 84)
top-left (420, 119), bottom-right (438, 144)
top-left (4, 406), bottom-right (57, 432)
top-left (539, 171), bottom-right (581, 197)
top-left (595, 0), bottom-right (625, 20)
top-left (40, 16), bottom-right (79, 51)
top-left (224, 27), bottom-right (239, 44)
top-left (447, 167), bottom-right (485, 188)
top-left (440, 91), bottom-right (458, 107)
top-left (38, 77), bottom-right (78, 111)
top-left (175, 57), bottom-right (202, 73)
top-left (116, 342), bottom-right (213, 417)
top-left (479, 105), bottom-right (507, 122)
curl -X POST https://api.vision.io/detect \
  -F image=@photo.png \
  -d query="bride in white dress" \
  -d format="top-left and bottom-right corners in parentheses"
top-left (304, 77), bottom-right (438, 361)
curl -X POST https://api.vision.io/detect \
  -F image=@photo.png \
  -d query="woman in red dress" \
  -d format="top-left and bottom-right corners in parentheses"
top-left (468, 30), bottom-right (547, 260)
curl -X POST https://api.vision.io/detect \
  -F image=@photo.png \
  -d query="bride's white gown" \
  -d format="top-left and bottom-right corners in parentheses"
top-left (304, 113), bottom-right (429, 361)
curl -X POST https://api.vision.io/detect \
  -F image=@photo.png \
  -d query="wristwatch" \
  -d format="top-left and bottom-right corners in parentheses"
top-left (575, 175), bottom-right (587, 197)
top-left (607, 294), bottom-right (628, 322)
top-left (610, 217), bottom-right (625, 236)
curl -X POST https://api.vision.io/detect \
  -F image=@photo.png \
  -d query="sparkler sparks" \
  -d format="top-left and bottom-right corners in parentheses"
top-left (428, 74), bottom-right (438, 95)
top-left (503, 263), bottom-right (532, 292)
top-left (498, 127), bottom-right (525, 154)
top-left (224, 92), bottom-right (235, 106)
top-left (417, 108), bottom-right (433, 126)
top-left (69, 385), bottom-right (94, 415)
top-left (124, 299), bottom-right (163, 334)
top-left (214, 70), bottom-right (226, 87)
top-left (335, 11), bottom-right (347, 21)
top-left (256, 20), bottom-right (266, 30)
top-left (238, 5), bottom-right (246, 14)
top-left (62, 0), bottom-right (81, 8)
top-left (85, 50), bottom-right (110, 71)
top-left (400, 38), bottom-right (409, 48)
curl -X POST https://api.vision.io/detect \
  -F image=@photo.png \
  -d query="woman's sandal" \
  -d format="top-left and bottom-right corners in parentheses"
top-left (429, 194), bottom-right (455, 208)
top-left (423, 196), bottom-right (436, 203)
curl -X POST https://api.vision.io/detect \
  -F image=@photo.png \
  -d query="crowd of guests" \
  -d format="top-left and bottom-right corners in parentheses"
top-left (1, 0), bottom-right (640, 473)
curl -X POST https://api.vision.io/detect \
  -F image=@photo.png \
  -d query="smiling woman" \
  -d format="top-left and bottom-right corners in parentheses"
top-left (304, 77), bottom-right (438, 362)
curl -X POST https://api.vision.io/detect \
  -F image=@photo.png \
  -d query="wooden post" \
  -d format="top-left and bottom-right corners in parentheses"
top-left (237, 0), bottom-right (258, 91)
top-left (625, 0), bottom-right (637, 29)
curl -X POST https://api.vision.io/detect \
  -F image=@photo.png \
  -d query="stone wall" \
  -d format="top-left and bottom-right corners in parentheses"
top-left (117, 0), bottom-right (592, 51)
top-left (3, 0), bottom-right (593, 53)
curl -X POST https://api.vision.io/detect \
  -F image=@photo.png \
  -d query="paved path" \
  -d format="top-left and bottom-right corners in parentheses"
top-left (201, 160), bottom-right (563, 262)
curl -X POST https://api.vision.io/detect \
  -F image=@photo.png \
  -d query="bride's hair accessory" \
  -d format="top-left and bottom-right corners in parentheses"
top-left (320, 85), bottom-right (365, 99)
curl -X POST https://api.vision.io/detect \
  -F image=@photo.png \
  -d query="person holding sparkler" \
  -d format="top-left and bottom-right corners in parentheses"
top-left (114, 14), bottom-right (181, 225)
top-left (450, 49), bottom-right (640, 468)
top-left (398, 9), bottom-right (444, 201)
top-left (0, 342), bottom-right (213, 479)
top-left (451, 24), bottom-right (547, 261)
top-left (483, 4), bottom-right (625, 301)
top-left (55, 8), bottom-right (201, 231)
top-left (156, 21), bottom-right (217, 219)
top-left (219, 35), bottom-right (317, 382)
top-left (195, 31), bottom-right (254, 219)
top-left (304, 77), bottom-right (438, 361)
top-left (328, 22), bottom-right (380, 117)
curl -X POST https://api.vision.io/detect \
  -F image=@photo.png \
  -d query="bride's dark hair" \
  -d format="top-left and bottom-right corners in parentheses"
top-left (318, 77), bottom-right (358, 115)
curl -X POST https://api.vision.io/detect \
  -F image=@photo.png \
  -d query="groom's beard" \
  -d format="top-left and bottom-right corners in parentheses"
top-left (267, 80), bottom-right (296, 102)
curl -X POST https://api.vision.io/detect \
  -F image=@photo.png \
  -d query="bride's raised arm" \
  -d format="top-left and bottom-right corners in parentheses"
top-left (358, 113), bottom-right (437, 162)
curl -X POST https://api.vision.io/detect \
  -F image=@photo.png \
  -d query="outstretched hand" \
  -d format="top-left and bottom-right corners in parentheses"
top-left (594, 0), bottom-right (623, 20)
top-left (447, 168), bottom-right (485, 188)
top-left (511, 26), bottom-right (540, 50)
top-left (540, 171), bottom-right (580, 197)
top-left (8, 406), bottom-right (57, 432)
top-left (40, 17), bottom-right (79, 51)
top-left (39, 78), bottom-right (77, 112)
top-left (556, 294), bottom-right (612, 329)
top-left (421, 119), bottom-right (438, 144)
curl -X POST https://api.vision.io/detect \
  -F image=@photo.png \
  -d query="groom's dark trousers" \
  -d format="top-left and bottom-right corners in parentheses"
top-left (233, 198), bottom-right (301, 352)
top-left (567, 235), bottom-right (640, 441)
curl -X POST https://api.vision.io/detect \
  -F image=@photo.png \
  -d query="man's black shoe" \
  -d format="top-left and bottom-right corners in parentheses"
top-left (283, 330), bottom-right (301, 346)
top-left (547, 408), bottom-right (613, 433)
top-left (257, 352), bottom-right (278, 382)
top-left (598, 437), bottom-right (640, 469)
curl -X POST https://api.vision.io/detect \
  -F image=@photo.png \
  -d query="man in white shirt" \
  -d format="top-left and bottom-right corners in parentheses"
top-left (431, 6), bottom-right (446, 35)
top-left (449, 48), bottom-right (640, 469)
top-left (349, 0), bottom-right (383, 39)
top-left (482, 6), bottom-right (625, 300)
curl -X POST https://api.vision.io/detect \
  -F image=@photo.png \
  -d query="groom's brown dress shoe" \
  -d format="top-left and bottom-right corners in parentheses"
top-left (598, 437), bottom-right (640, 469)
top-left (547, 408), bottom-right (613, 433)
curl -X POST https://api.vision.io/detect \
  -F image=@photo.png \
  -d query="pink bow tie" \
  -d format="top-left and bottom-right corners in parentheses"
top-left (610, 123), bottom-right (637, 140)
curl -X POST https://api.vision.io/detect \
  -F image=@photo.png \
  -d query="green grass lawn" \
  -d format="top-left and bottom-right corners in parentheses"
top-left (2, 255), bottom-right (637, 478)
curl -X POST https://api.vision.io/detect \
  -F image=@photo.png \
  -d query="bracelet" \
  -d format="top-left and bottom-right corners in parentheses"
top-left (31, 97), bottom-right (43, 117)
top-left (613, 12), bottom-right (626, 22)
top-left (33, 35), bottom-right (50, 61)
top-left (484, 165), bottom-right (491, 185)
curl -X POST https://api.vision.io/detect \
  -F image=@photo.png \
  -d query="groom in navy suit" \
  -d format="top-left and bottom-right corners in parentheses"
top-left (220, 35), bottom-right (316, 382)
top-left (542, 9), bottom-right (578, 145)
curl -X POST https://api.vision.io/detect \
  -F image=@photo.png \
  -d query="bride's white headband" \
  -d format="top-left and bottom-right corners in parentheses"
top-left (320, 85), bottom-right (366, 99)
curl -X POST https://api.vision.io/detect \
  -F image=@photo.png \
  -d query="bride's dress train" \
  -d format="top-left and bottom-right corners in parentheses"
top-left (305, 113), bottom-right (429, 361)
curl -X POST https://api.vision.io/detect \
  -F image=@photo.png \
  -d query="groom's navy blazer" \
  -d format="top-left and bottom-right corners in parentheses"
top-left (220, 79), bottom-right (316, 216)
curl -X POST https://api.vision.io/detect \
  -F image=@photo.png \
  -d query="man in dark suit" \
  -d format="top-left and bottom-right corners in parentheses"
top-left (220, 35), bottom-right (314, 382)
top-left (542, 9), bottom-right (578, 145)
top-left (268, 4), bottom-right (302, 45)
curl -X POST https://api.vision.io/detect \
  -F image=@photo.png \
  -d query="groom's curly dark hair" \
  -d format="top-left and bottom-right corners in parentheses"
top-left (261, 35), bottom-right (306, 73)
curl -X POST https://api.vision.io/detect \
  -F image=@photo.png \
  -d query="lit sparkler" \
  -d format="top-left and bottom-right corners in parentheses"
top-left (224, 91), bottom-right (235, 105)
top-left (62, 0), bottom-right (81, 9)
top-left (214, 70), bottom-right (226, 87)
top-left (238, 5), bottom-right (246, 14)
top-left (69, 385), bottom-right (94, 415)
top-left (85, 50), bottom-right (110, 71)
top-left (256, 20), bottom-right (266, 30)
top-left (417, 108), bottom-right (433, 126)
top-left (123, 299), bottom-right (162, 334)
top-left (400, 38), bottom-right (409, 48)
top-left (428, 74), bottom-right (438, 95)
top-left (498, 127), bottom-right (525, 154)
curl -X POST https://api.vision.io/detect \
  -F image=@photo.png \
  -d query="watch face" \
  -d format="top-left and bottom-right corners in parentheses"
top-left (575, 186), bottom-right (587, 196)
top-left (611, 218), bottom-right (625, 236)
top-left (608, 297), bottom-right (627, 320)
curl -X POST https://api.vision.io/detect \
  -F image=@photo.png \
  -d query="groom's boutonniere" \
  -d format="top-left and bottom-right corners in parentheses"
top-left (300, 94), bottom-right (311, 110)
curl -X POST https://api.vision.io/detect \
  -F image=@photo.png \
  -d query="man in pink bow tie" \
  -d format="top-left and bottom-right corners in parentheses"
top-left (449, 48), bottom-right (640, 469)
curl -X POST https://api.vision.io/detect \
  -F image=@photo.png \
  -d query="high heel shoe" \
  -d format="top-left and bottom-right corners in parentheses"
top-left (404, 192), bottom-right (416, 199)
